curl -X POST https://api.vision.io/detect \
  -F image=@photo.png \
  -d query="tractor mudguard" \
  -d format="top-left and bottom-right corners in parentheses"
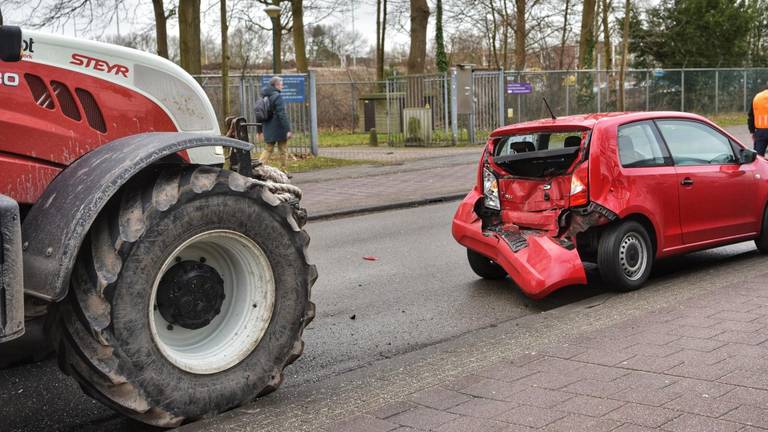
top-left (21, 132), bottom-right (252, 302)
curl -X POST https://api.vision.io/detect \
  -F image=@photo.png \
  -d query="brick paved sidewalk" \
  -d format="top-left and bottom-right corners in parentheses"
top-left (330, 276), bottom-right (768, 432)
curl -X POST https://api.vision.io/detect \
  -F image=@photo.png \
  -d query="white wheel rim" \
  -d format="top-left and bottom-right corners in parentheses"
top-left (149, 230), bottom-right (275, 374)
top-left (619, 232), bottom-right (648, 281)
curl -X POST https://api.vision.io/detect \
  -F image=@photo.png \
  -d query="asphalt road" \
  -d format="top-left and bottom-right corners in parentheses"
top-left (0, 201), bottom-right (759, 432)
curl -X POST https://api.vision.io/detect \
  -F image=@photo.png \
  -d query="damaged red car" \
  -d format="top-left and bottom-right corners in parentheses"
top-left (452, 111), bottom-right (768, 299)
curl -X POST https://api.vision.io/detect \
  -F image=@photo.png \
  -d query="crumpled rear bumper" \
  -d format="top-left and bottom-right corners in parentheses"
top-left (451, 190), bottom-right (587, 299)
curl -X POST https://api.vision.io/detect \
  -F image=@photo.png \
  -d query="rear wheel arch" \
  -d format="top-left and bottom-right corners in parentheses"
top-left (21, 132), bottom-right (252, 302)
top-left (620, 213), bottom-right (658, 257)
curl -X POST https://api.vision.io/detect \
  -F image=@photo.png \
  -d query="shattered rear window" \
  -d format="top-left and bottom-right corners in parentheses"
top-left (491, 130), bottom-right (589, 178)
top-left (493, 131), bottom-right (587, 157)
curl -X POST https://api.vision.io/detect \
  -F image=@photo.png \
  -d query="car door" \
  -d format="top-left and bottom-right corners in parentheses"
top-left (655, 119), bottom-right (759, 245)
top-left (617, 120), bottom-right (683, 250)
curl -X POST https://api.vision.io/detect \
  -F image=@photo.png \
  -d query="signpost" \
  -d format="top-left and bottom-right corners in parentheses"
top-left (260, 75), bottom-right (306, 103)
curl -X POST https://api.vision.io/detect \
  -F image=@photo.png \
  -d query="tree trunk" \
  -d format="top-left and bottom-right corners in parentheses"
top-left (618, 0), bottom-right (630, 111)
top-left (221, 0), bottom-right (230, 126)
top-left (578, 0), bottom-right (597, 69)
top-left (559, 0), bottom-right (570, 69)
top-left (292, 0), bottom-right (307, 72)
top-left (179, 0), bottom-right (201, 75)
top-left (152, 0), bottom-right (169, 58)
top-left (514, 0), bottom-right (526, 71)
top-left (502, 0), bottom-right (510, 70)
top-left (601, 0), bottom-right (612, 69)
top-left (407, 0), bottom-right (430, 74)
top-left (435, 0), bottom-right (449, 72)
top-left (376, 0), bottom-right (387, 81)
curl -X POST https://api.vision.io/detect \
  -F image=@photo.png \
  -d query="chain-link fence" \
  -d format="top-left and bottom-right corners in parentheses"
top-left (197, 68), bottom-right (768, 149)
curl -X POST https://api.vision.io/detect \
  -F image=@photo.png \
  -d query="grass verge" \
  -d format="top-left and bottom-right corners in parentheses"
top-left (709, 112), bottom-right (747, 128)
top-left (275, 155), bottom-right (382, 173)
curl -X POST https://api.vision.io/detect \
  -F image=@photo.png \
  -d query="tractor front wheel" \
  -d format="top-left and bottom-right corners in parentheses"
top-left (49, 166), bottom-right (316, 427)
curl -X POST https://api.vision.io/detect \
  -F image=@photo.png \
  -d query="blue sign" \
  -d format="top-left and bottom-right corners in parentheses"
top-left (653, 69), bottom-right (666, 78)
top-left (506, 82), bottom-right (532, 94)
top-left (260, 75), bottom-right (306, 103)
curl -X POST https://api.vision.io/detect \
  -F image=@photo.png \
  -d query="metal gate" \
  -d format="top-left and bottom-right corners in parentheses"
top-left (238, 73), bottom-right (318, 156)
top-left (385, 73), bottom-right (451, 146)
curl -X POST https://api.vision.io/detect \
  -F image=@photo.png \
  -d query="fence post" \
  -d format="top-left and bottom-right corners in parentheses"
top-left (443, 72), bottom-right (450, 137)
top-left (498, 69), bottom-right (505, 128)
top-left (715, 70), bottom-right (719, 115)
top-left (681, 69), bottom-right (685, 112)
top-left (351, 82), bottom-right (357, 132)
top-left (646, 71), bottom-right (650, 111)
top-left (239, 75), bottom-right (246, 117)
top-left (469, 71), bottom-right (476, 144)
top-left (566, 76), bottom-right (570, 116)
top-left (744, 70), bottom-right (748, 112)
top-left (308, 71), bottom-right (319, 156)
top-left (596, 69), bottom-right (601, 113)
top-left (450, 69), bottom-right (458, 144)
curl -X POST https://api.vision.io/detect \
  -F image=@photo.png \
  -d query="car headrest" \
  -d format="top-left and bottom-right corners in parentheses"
top-left (564, 136), bottom-right (582, 148)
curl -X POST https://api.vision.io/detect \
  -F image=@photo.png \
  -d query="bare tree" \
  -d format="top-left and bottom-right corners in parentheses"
top-left (221, 0), bottom-right (231, 125)
top-left (179, 0), bottom-right (201, 74)
top-left (515, 0), bottom-right (526, 70)
top-left (559, 0), bottom-right (571, 69)
top-left (376, 0), bottom-right (388, 80)
top-left (151, 0), bottom-right (175, 58)
top-left (407, 0), bottom-right (430, 74)
top-left (578, 0), bottom-right (597, 69)
top-left (618, 0), bottom-right (630, 110)
top-left (601, 0), bottom-right (612, 69)
top-left (292, 0), bottom-right (308, 72)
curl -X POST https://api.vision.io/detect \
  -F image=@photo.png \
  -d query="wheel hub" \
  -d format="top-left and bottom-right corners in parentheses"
top-left (619, 233), bottom-right (647, 280)
top-left (156, 260), bottom-right (225, 330)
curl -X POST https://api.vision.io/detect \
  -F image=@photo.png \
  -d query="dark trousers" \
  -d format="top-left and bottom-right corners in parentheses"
top-left (755, 129), bottom-right (768, 156)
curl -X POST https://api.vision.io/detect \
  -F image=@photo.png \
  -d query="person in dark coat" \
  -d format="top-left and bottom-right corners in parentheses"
top-left (259, 76), bottom-right (292, 172)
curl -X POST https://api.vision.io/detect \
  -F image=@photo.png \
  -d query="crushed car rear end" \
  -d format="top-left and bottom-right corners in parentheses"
top-left (452, 117), bottom-right (617, 298)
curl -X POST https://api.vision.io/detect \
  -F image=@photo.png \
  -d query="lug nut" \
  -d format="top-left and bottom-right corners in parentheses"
top-left (199, 257), bottom-right (207, 263)
top-left (175, 256), bottom-right (182, 263)
top-left (167, 324), bottom-right (174, 331)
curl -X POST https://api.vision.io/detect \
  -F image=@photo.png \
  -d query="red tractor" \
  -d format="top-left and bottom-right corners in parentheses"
top-left (0, 19), bottom-right (316, 427)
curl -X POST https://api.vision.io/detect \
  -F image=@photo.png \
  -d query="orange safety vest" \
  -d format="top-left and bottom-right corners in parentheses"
top-left (754, 90), bottom-right (768, 129)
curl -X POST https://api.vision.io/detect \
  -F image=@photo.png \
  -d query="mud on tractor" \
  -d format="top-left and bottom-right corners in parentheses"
top-left (0, 18), bottom-right (316, 427)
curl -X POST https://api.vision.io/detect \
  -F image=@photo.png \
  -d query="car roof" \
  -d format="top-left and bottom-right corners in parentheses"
top-left (491, 111), bottom-right (712, 136)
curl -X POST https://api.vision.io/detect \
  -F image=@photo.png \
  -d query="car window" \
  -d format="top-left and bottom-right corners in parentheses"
top-left (617, 121), bottom-right (669, 167)
top-left (656, 120), bottom-right (737, 165)
top-left (494, 131), bottom-right (586, 157)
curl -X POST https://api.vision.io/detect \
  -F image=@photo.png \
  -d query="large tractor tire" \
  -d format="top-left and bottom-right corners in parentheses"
top-left (48, 166), bottom-right (316, 427)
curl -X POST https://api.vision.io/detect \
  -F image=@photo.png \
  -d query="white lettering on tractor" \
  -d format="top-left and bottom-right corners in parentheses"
top-left (0, 72), bottom-right (20, 87)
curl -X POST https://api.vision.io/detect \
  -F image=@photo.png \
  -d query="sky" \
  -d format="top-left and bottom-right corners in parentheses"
top-left (1, 0), bottom-right (407, 55)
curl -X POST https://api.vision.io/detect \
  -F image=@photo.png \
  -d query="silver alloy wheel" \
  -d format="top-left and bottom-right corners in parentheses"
top-left (618, 232), bottom-right (648, 281)
top-left (149, 230), bottom-right (275, 374)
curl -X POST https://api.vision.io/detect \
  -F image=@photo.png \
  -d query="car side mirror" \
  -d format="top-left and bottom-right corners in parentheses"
top-left (739, 148), bottom-right (758, 165)
top-left (0, 25), bottom-right (22, 62)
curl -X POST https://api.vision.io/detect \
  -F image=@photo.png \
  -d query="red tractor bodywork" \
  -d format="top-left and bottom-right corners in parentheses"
top-left (453, 112), bottom-right (768, 298)
top-left (0, 61), bottom-right (178, 204)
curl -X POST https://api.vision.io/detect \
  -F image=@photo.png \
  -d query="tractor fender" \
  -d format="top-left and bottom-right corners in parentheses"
top-left (21, 132), bottom-right (252, 302)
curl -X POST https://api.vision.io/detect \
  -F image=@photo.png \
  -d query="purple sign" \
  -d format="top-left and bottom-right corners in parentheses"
top-left (506, 82), bottom-right (532, 94)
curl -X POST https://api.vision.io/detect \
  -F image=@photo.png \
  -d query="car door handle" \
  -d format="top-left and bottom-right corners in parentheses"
top-left (681, 177), bottom-right (694, 186)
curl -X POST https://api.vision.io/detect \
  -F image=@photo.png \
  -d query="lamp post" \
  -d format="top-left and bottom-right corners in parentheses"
top-left (264, 5), bottom-right (281, 74)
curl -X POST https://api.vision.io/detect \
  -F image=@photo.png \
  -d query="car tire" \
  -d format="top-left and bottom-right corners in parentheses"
top-left (756, 205), bottom-right (768, 253)
top-left (48, 166), bottom-right (317, 427)
top-left (467, 249), bottom-right (507, 280)
top-left (597, 221), bottom-right (653, 292)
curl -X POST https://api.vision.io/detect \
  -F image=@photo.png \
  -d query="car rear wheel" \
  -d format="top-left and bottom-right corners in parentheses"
top-left (756, 205), bottom-right (768, 253)
top-left (597, 221), bottom-right (653, 292)
top-left (466, 249), bottom-right (507, 280)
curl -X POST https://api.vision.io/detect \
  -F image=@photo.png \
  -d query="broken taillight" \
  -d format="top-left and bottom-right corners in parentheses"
top-left (569, 161), bottom-right (589, 207)
top-left (483, 167), bottom-right (501, 210)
